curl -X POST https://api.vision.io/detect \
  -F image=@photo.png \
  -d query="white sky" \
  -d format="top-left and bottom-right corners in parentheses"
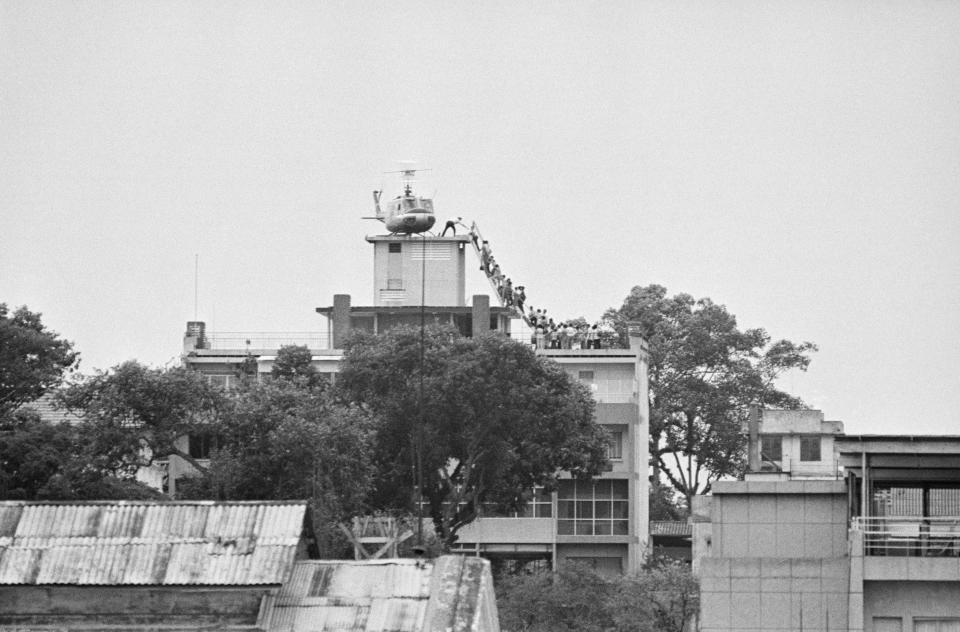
top-left (2, 1), bottom-right (958, 435)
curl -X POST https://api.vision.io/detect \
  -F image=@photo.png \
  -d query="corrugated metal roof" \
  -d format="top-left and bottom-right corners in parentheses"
top-left (0, 501), bottom-right (307, 586)
top-left (649, 520), bottom-right (692, 537)
top-left (17, 392), bottom-right (85, 425)
top-left (262, 556), bottom-right (499, 632)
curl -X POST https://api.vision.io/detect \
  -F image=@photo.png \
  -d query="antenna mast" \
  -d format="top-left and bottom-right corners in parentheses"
top-left (194, 254), bottom-right (199, 320)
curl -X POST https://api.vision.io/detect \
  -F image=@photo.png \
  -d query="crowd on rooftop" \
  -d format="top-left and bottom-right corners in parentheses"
top-left (526, 310), bottom-right (617, 350)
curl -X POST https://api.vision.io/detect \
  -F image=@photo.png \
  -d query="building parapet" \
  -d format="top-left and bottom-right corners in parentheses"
top-left (198, 331), bottom-right (331, 351)
top-left (711, 479), bottom-right (846, 495)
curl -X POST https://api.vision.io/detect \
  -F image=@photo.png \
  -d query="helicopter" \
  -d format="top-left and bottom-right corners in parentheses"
top-left (365, 166), bottom-right (436, 234)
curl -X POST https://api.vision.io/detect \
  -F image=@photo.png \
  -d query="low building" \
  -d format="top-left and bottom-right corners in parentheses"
top-left (261, 556), bottom-right (500, 632)
top-left (695, 409), bottom-right (960, 632)
top-left (650, 520), bottom-right (693, 563)
top-left (0, 500), bottom-right (315, 630)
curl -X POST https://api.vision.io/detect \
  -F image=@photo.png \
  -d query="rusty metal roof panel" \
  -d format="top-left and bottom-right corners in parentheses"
top-left (649, 520), bottom-right (692, 537)
top-left (366, 598), bottom-right (426, 632)
top-left (0, 547), bottom-right (39, 584)
top-left (263, 560), bottom-right (436, 632)
top-left (0, 504), bottom-right (22, 539)
top-left (262, 558), bottom-right (500, 632)
top-left (0, 501), bottom-right (306, 586)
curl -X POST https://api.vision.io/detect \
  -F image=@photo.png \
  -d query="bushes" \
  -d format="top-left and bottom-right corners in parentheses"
top-left (496, 560), bottom-right (698, 632)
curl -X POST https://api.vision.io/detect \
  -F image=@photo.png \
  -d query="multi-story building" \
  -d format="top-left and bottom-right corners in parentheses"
top-left (694, 409), bottom-right (960, 632)
top-left (181, 228), bottom-right (650, 574)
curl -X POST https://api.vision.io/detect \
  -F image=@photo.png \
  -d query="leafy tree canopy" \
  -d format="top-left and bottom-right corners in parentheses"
top-left (606, 284), bottom-right (816, 506)
top-left (58, 362), bottom-right (225, 476)
top-left (0, 304), bottom-right (78, 415)
top-left (177, 379), bottom-right (376, 556)
top-left (336, 325), bottom-right (609, 546)
top-left (0, 408), bottom-right (163, 501)
top-left (649, 480), bottom-right (688, 522)
top-left (272, 344), bottom-right (324, 389)
top-left (497, 560), bottom-right (698, 632)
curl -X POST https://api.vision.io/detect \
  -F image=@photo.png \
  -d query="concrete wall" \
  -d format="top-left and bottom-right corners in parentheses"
top-left (699, 557), bottom-right (849, 632)
top-left (562, 361), bottom-right (637, 404)
top-left (0, 586), bottom-right (269, 628)
top-left (596, 403), bottom-right (639, 475)
top-left (372, 238), bottom-right (467, 307)
top-left (557, 542), bottom-right (629, 576)
top-left (456, 517), bottom-right (554, 544)
top-left (863, 581), bottom-right (960, 631)
top-left (710, 489), bottom-right (848, 558)
top-left (699, 482), bottom-right (850, 632)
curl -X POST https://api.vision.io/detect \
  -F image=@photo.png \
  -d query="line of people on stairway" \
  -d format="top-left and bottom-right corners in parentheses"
top-left (476, 234), bottom-right (526, 312)
top-left (527, 309), bottom-right (615, 350)
top-left (443, 219), bottom-right (617, 351)
top-left (440, 217), bottom-right (527, 313)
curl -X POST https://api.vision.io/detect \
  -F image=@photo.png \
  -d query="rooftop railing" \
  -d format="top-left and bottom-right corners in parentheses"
top-left (202, 332), bottom-right (331, 350)
top-left (852, 516), bottom-right (960, 557)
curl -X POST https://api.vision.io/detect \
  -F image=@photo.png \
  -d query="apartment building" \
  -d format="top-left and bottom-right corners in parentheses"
top-left (694, 409), bottom-right (960, 632)
top-left (181, 229), bottom-right (650, 574)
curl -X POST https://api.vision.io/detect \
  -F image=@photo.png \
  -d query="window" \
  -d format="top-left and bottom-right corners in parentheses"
top-left (387, 278), bottom-right (403, 290)
top-left (388, 243), bottom-right (402, 253)
top-left (521, 486), bottom-right (553, 518)
top-left (188, 433), bottom-right (222, 459)
top-left (206, 374), bottom-right (231, 389)
top-left (606, 431), bottom-right (623, 461)
top-left (799, 437), bottom-right (821, 462)
top-left (872, 618), bottom-right (902, 632)
top-left (914, 620), bottom-right (960, 632)
top-left (578, 370), bottom-right (594, 381)
top-left (558, 479), bottom-right (629, 536)
top-left (760, 436), bottom-right (782, 462)
top-left (482, 486), bottom-right (552, 518)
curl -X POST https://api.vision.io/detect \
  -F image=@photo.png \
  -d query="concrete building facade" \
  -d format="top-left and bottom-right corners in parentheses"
top-left (180, 228), bottom-right (650, 574)
top-left (695, 409), bottom-right (960, 632)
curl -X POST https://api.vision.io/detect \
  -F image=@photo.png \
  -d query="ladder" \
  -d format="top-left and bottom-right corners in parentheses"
top-left (468, 222), bottom-right (531, 326)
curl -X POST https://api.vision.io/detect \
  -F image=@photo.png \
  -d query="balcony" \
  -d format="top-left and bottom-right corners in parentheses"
top-left (852, 516), bottom-right (960, 557)
top-left (851, 517), bottom-right (960, 581)
top-left (456, 517), bottom-right (554, 544)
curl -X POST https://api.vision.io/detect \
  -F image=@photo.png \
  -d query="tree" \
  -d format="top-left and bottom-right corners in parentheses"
top-left (610, 560), bottom-right (700, 632)
top-left (0, 408), bottom-right (163, 500)
top-left (177, 379), bottom-right (376, 557)
top-left (649, 480), bottom-right (687, 522)
top-left (336, 325), bottom-right (609, 547)
top-left (497, 564), bottom-right (613, 632)
top-left (58, 362), bottom-right (225, 476)
top-left (497, 561), bottom-right (699, 632)
top-left (606, 285), bottom-right (816, 507)
top-left (271, 344), bottom-right (322, 387)
top-left (0, 303), bottom-right (78, 416)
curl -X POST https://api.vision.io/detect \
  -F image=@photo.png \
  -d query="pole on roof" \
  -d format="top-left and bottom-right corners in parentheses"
top-left (416, 233), bottom-right (427, 551)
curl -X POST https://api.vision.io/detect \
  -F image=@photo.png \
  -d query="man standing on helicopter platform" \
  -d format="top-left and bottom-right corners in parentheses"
top-left (441, 216), bottom-right (468, 236)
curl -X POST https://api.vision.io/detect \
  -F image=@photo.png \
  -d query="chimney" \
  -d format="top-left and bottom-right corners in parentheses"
top-left (471, 294), bottom-right (490, 337)
top-left (332, 294), bottom-right (352, 349)
top-left (184, 321), bottom-right (206, 352)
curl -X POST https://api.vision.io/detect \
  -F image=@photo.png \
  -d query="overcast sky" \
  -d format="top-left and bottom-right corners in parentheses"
top-left (2, 1), bottom-right (958, 435)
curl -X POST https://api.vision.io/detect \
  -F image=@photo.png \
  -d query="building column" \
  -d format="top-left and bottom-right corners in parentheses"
top-left (472, 295), bottom-right (490, 337)
top-left (848, 528), bottom-right (865, 632)
top-left (332, 294), bottom-right (352, 349)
